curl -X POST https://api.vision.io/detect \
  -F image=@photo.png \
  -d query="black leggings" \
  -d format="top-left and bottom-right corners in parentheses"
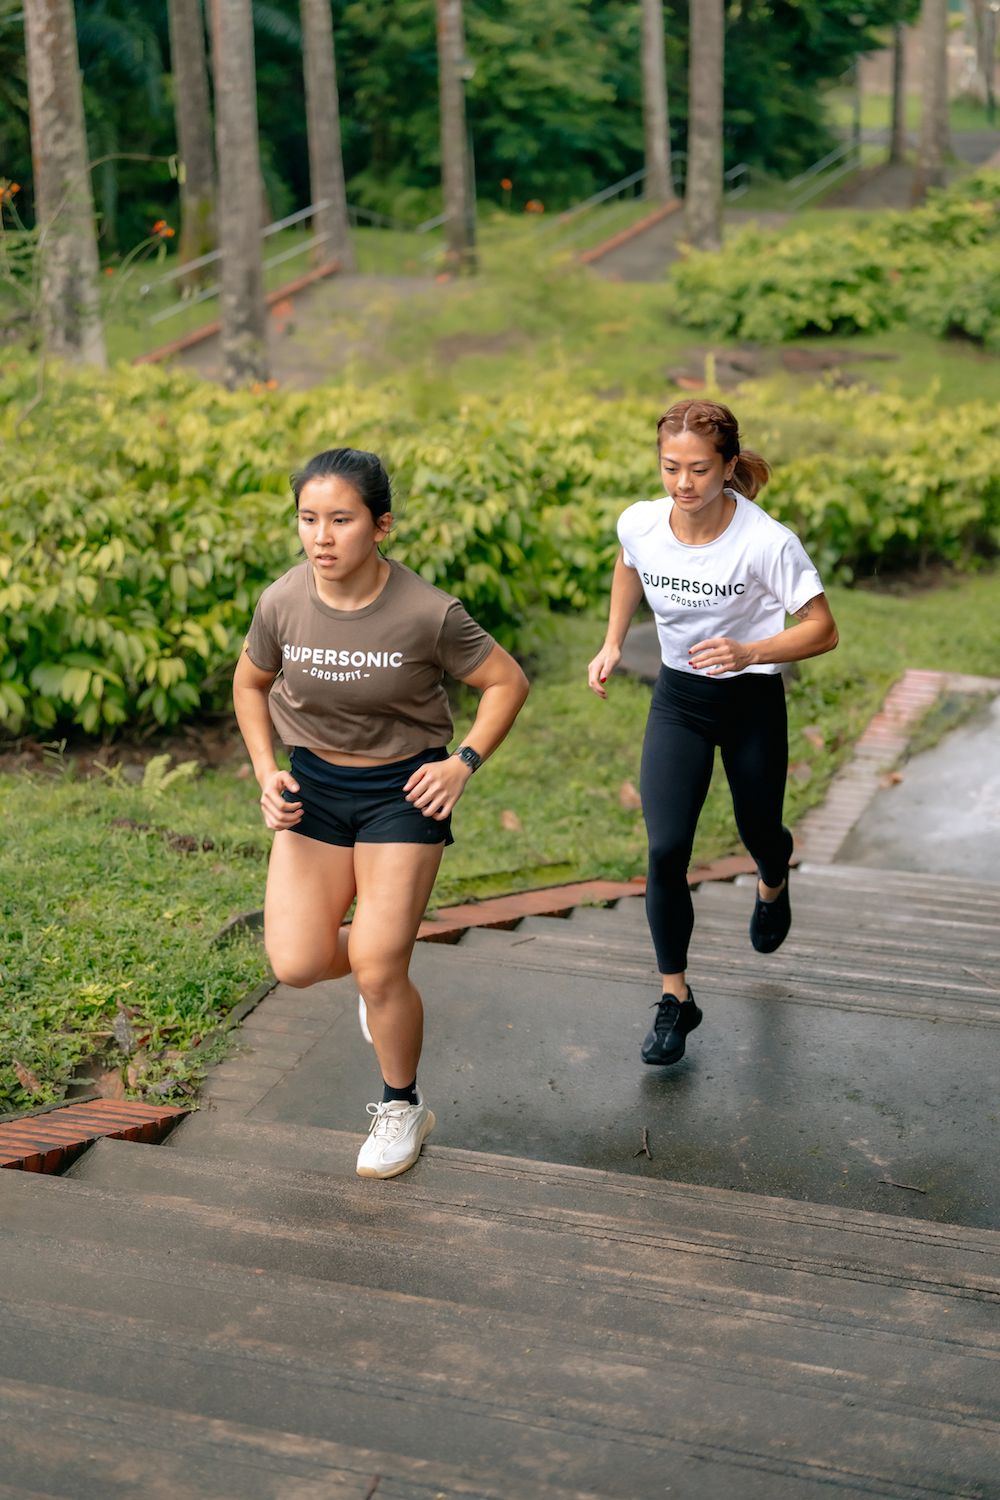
top-left (640, 665), bottom-right (793, 974)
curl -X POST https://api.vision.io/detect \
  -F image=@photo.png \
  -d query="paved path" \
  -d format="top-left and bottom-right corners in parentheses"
top-left (591, 208), bottom-right (789, 281)
top-left (174, 272), bottom-right (442, 388)
top-left (839, 687), bottom-right (1000, 882)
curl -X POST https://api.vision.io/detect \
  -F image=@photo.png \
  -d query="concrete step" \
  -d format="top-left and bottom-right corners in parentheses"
top-left (6, 1296), bottom-right (964, 1500)
top-left (7, 1213), bottom-right (996, 1436)
top-left (454, 922), bottom-right (1000, 1026)
top-left (0, 1480), bottom-right (62, 1500)
top-left (576, 883), bottom-right (1000, 934)
top-left (56, 1138), bottom-right (1000, 1329)
top-left (3, 1150), bottom-right (999, 1497)
top-left (0, 1374), bottom-right (602, 1500)
top-left (482, 907), bottom-right (1000, 971)
top-left (0, 1380), bottom-right (515, 1500)
top-left (576, 879), bottom-right (1000, 928)
top-left (797, 862), bottom-right (1000, 902)
top-left (121, 919), bottom-right (1000, 1224)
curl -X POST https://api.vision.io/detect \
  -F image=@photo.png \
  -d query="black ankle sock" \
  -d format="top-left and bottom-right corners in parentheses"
top-left (382, 1078), bottom-right (418, 1106)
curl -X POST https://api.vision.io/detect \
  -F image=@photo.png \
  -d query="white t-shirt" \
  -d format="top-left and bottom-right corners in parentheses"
top-left (617, 490), bottom-right (824, 678)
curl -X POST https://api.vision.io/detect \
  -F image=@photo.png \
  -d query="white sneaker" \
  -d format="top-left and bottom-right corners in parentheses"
top-left (356, 1092), bottom-right (436, 1179)
top-left (358, 994), bottom-right (372, 1044)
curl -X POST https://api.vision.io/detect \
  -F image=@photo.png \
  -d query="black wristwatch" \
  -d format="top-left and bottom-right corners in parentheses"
top-left (453, 744), bottom-right (483, 773)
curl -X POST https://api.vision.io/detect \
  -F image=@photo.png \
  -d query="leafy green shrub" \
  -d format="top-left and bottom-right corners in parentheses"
top-left (667, 172), bottom-right (1000, 346)
top-left (1, 359), bottom-right (999, 737)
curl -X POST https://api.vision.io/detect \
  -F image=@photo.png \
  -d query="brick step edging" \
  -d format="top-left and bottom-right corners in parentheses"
top-left (0, 1099), bottom-right (189, 1174)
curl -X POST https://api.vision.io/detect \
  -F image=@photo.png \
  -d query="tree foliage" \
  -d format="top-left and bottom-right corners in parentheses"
top-left (0, 0), bottom-right (920, 247)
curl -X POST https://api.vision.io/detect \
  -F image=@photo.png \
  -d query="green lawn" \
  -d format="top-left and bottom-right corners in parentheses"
top-left (3, 568), bottom-right (998, 1115)
top-left (825, 88), bottom-right (996, 134)
top-left (314, 247), bottom-right (1000, 410)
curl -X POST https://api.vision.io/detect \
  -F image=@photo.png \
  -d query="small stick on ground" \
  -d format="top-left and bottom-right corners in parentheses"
top-left (878, 1178), bottom-right (927, 1194)
top-left (635, 1127), bottom-right (652, 1159)
top-left (961, 965), bottom-right (1000, 992)
top-left (364, 1478), bottom-right (382, 1500)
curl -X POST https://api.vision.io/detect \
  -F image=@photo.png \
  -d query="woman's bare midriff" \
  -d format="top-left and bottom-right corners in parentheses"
top-left (302, 745), bottom-right (424, 768)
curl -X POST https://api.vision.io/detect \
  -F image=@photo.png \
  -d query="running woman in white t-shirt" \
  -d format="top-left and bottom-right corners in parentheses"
top-left (587, 400), bottom-right (838, 1067)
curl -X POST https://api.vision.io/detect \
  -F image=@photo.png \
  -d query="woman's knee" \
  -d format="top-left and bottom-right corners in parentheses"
top-left (265, 939), bottom-right (332, 990)
top-left (350, 954), bottom-right (411, 1008)
top-left (646, 835), bottom-right (691, 885)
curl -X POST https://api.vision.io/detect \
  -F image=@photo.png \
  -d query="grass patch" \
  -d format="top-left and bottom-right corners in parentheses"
top-left (327, 253), bottom-right (999, 410)
top-left (3, 568), bottom-right (999, 1114)
top-left (825, 88), bottom-right (996, 134)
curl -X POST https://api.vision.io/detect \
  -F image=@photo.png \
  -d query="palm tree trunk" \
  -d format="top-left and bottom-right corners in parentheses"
top-left (209, 0), bottom-right (268, 385)
top-left (436, 0), bottom-right (476, 273)
top-left (889, 23), bottom-right (907, 164)
top-left (913, 0), bottom-right (949, 201)
top-left (686, 0), bottom-right (724, 251)
top-left (23, 0), bottom-right (106, 366)
top-left (300, 0), bottom-right (355, 272)
top-left (641, 0), bottom-right (673, 202)
top-left (167, 0), bottom-right (217, 275)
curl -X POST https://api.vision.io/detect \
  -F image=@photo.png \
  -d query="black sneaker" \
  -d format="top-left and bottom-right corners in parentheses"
top-left (750, 870), bottom-right (791, 953)
top-left (641, 988), bottom-right (702, 1066)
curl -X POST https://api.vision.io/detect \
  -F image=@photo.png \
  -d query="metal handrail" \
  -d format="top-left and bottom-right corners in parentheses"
top-left (784, 140), bottom-right (856, 192)
top-left (139, 197), bottom-right (428, 302)
top-left (785, 141), bottom-right (862, 208)
top-left (140, 200), bottom-right (336, 294)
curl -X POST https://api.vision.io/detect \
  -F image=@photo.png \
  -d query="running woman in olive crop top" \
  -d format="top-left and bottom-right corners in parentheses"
top-left (234, 448), bottom-right (529, 1178)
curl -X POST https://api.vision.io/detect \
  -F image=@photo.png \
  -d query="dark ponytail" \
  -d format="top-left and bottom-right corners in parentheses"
top-left (656, 399), bottom-right (771, 500)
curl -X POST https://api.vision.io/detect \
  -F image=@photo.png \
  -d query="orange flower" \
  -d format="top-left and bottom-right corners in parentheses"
top-left (524, 199), bottom-right (545, 214)
top-left (163, 226), bottom-right (175, 237)
top-left (103, 266), bottom-right (114, 276)
top-left (152, 219), bottom-right (167, 233)
top-left (500, 178), bottom-right (513, 191)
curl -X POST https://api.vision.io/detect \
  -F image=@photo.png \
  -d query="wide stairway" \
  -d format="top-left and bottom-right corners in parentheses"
top-left (2, 864), bottom-right (999, 1498)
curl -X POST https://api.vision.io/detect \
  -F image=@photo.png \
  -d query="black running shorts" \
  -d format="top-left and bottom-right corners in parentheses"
top-left (282, 745), bottom-right (454, 848)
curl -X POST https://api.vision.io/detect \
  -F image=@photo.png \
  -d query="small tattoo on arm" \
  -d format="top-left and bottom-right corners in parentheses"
top-left (794, 600), bottom-right (814, 621)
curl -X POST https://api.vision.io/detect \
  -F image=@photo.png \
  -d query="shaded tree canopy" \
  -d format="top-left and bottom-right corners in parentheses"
top-left (1, 0), bottom-right (919, 247)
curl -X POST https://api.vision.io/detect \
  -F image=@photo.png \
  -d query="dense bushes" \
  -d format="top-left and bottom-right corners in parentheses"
top-left (667, 173), bottom-right (1000, 346)
top-left (1, 360), bottom-right (999, 737)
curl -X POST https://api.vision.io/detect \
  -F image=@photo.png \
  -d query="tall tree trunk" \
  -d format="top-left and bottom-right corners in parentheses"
top-left (436, 0), bottom-right (476, 274)
top-left (167, 0), bottom-right (217, 274)
top-left (968, 0), bottom-right (996, 121)
top-left (300, 0), bottom-right (355, 272)
top-left (641, 0), bottom-right (673, 202)
top-left (913, 0), bottom-right (949, 201)
top-left (686, 0), bottom-right (723, 250)
top-left (209, 0), bottom-right (267, 385)
top-left (889, 23), bottom-right (907, 164)
top-left (23, 0), bottom-right (106, 366)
